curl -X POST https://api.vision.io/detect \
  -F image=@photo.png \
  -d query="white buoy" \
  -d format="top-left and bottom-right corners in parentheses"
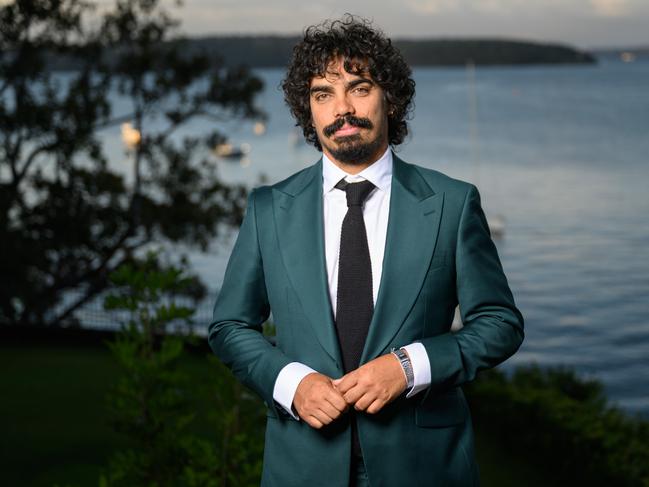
top-left (488, 214), bottom-right (506, 238)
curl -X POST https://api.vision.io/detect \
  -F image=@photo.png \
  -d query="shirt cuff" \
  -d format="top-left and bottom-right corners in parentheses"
top-left (272, 362), bottom-right (317, 420)
top-left (401, 342), bottom-right (431, 398)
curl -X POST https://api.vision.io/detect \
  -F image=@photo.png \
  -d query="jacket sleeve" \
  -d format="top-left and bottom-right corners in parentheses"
top-left (207, 188), bottom-right (293, 416)
top-left (418, 183), bottom-right (525, 391)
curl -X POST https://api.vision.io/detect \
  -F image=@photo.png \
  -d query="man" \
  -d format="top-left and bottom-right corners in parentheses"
top-left (208, 15), bottom-right (524, 487)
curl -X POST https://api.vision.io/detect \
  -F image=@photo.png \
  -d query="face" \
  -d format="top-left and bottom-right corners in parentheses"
top-left (309, 57), bottom-right (390, 170)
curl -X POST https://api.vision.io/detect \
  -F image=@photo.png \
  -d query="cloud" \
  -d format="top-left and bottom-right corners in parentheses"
top-left (75, 0), bottom-right (649, 48)
top-left (406, 0), bottom-right (455, 15)
top-left (406, 0), bottom-right (641, 18)
top-left (589, 0), bottom-right (630, 17)
top-left (405, 0), bottom-right (528, 15)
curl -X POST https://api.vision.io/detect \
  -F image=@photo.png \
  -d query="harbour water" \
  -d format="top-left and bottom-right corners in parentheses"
top-left (100, 58), bottom-right (649, 417)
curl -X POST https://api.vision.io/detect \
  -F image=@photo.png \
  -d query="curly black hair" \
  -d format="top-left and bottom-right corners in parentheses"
top-left (281, 14), bottom-right (416, 151)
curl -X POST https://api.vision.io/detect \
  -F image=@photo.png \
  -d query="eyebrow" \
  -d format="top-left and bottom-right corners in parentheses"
top-left (309, 77), bottom-right (375, 96)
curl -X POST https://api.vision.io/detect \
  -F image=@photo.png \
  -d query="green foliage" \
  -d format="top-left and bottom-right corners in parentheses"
top-left (99, 254), bottom-right (265, 486)
top-left (262, 321), bottom-right (276, 338)
top-left (100, 253), bottom-right (199, 485)
top-left (201, 355), bottom-right (266, 487)
top-left (0, 0), bottom-right (262, 327)
top-left (465, 364), bottom-right (649, 487)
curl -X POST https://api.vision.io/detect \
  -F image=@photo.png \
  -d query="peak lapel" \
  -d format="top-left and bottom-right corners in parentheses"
top-left (272, 159), bottom-right (342, 367)
top-left (360, 155), bottom-right (445, 363)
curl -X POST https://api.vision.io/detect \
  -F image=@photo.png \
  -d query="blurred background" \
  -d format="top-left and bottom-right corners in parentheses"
top-left (1, 1), bottom-right (648, 486)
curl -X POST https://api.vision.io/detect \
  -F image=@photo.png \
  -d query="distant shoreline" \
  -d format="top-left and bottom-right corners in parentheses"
top-left (36, 36), bottom-right (598, 71)
top-left (174, 36), bottom-right (597, 67)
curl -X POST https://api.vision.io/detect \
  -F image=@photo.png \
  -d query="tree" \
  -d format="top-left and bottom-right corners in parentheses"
top-left (0, 0), bottom-right (263, 326)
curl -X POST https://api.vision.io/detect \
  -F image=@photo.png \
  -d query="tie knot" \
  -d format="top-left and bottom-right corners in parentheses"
top-left (335, 178), bottom-right (376, 207)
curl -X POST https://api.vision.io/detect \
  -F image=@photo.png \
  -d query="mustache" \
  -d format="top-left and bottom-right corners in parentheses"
top-left (323, 115), bottom-right (373, 137)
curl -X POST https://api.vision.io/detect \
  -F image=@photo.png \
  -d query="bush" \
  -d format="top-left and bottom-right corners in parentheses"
top-left (99, 253), bottom-right (265, 486)
top-left (465, 364), bottom-right (649, 487)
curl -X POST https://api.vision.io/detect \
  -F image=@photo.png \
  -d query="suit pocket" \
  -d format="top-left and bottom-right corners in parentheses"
top-left (266, 407), bottom-right (278, 419)
top-left (266, 405), bottom-right (299, 421)
top-left (415, 387), bottom-right (468, 428)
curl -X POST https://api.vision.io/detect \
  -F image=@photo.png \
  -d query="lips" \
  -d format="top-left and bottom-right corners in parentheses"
top-left (334, 124), bottom-right (361, 136)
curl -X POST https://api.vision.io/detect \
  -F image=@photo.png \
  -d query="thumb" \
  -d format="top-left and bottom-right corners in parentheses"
top-left (331, 377), bottom-right (343, 386)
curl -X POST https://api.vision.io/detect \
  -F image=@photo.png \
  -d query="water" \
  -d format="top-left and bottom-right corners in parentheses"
top-left (104, 58), bottom-right (649, 416)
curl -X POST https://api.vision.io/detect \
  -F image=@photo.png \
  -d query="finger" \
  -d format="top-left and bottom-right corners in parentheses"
top-left (366, 398), bottom-right (385, 415)
top-left (325, 390), bottom-right (349, 413)
top-left (343, 384), bottom-right (368, 405)
top-left (306, 415), bottom-right (324, 429)
top-left (354, 393), bottom-right (375, 412)
top-left (317, 398), bottom-right (342, 420)
top-left (335, 373), bottom-right (359, 394)
top-left (312, 408), bottom-right (335, 425)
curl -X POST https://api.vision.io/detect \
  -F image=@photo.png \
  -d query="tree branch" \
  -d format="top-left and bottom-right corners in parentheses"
top-left (16, 139), bottom-right (58, 184)
top-left (44, 239), bottom-right (148, 326)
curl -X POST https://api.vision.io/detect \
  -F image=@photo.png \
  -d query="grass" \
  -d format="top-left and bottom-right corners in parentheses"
top-left (0, 341), bottom-right (566, 487)
top-left (1, 344), bottom-right (126, 487)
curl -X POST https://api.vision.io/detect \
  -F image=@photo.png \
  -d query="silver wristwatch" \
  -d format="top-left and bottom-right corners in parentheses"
top-left (391, 347), bottom-right (414, 390)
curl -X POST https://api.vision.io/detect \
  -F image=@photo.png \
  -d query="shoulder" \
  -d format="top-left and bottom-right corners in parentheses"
top-left (249, 158), bottom-right (321, 205)
top-left (394, 155), bottom-right (476, 202)
top-left (257, 159), bottom-right (320, 195)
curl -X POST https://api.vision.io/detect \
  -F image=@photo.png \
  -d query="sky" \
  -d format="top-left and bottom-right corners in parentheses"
top-left (153, 0), bottom-right (649, 50)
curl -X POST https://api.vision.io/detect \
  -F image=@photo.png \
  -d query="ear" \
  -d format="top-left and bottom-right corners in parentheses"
top-left (384, 95), bottom-right (394, 116)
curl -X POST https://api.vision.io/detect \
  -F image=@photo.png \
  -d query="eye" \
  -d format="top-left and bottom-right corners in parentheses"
top-left (352, 86), bottom-right (370, 95)
top-left (314, 92), bottom-right (330, 102)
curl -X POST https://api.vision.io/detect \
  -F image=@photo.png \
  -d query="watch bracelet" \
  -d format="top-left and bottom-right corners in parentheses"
top-left (391, 347), bottom-right (415, 389)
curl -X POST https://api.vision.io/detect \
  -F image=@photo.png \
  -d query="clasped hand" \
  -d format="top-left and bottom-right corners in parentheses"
top-left (292, 353), bottom-right (407, 429)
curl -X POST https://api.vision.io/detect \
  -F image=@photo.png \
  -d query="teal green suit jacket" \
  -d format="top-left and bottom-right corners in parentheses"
top-left (208, 153), bottom-right (524, 486)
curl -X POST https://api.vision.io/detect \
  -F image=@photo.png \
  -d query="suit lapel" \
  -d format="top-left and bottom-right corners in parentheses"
top-left (360, 154), bottom-right (444, 363)
top-left (272, 159), bottom-right (342, 366)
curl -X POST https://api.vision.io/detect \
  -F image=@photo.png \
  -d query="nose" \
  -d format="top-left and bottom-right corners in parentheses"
top-left (333, 93), bottom-right (355, 119)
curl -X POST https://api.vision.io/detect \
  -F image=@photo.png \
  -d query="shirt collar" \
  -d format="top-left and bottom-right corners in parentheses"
top-left (322, 146), bottom-right (393, 193)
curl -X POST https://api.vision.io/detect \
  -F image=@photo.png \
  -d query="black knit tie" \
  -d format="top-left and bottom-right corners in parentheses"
top-left (335, 178), bottom-right (375, 459)
top-left (335, 178), bottom-right (376, 373)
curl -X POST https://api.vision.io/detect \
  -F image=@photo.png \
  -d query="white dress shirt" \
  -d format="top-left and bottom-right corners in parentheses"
top-left (273, 147), bottom-right (432, 419)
